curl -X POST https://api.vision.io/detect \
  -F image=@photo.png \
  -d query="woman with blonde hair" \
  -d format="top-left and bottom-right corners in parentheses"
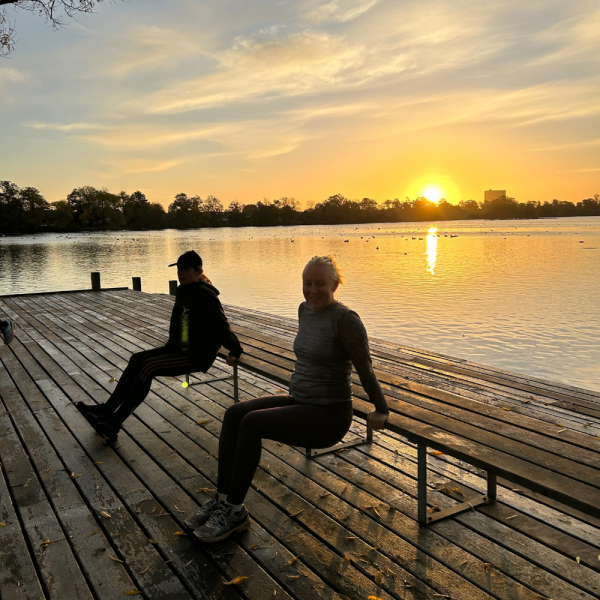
top-left (187, 255), bottom-right (389, 542)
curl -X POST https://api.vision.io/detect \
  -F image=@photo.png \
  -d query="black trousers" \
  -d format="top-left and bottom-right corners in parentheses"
top-left (0, 320), bottom-right (8, 328)
top-left (103, 346), bottom-right (209, 425)
top-left (217, 395), bottom-right (353, 504)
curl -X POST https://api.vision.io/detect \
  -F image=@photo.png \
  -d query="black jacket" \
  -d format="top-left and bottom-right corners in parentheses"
top-left (167, 280), bottom-right (243, 367)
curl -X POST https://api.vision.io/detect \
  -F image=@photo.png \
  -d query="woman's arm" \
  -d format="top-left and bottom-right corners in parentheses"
top-left (338, 309), bottom-right (389, 416)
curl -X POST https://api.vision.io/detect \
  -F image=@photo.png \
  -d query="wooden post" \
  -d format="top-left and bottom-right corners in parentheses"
top-left (169, 280), bottom-right (178, 296)
top-left (132, 277), bottom-right (142, 291)
top-left (91, 272), bottom-right (101, 291)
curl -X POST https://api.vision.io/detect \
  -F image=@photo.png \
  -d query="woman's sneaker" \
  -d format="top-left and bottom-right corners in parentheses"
top-left (92, 419), bottom-right (121, 445)
top-left (184, 491), bottom-right (221, 530)
top-left (1, 320), bottom-right (16, 345)
top-left (76, 402), bottom-right (110, 425)
top-left (193, 503), bottom-right (250, 542)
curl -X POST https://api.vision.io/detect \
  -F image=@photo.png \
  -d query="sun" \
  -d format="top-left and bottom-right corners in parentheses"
top-left (422, 186), bottom-right (443, 203)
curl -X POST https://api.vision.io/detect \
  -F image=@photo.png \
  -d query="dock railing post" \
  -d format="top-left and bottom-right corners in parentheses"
top-left (169, 280), bottom-right (178, 296)
top-left (132, 277), bottom-right (142, 291)
top-left (91, 272), bottom-right (101, 291)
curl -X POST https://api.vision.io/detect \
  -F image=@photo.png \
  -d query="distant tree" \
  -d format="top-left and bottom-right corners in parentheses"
top-left (0, 180), bottom-right (24, 231)
top-left (122, 190), bottom-right (151, 229)
top-left (47, 199), bottom-right (74, 229)
top-left (20, 186), bottom-right (49, 229)
top-left (66, 185), bottom-right (123, 228)
top-left (1, 0), bottom-right (122, 56)
top-left (226, 200), bottom-right (245, 226)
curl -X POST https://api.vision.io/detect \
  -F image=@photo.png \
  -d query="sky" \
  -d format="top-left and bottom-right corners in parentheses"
top-left (1, 0), bottom-right (599, 209)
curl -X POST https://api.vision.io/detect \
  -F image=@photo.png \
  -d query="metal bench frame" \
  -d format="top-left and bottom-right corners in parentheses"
top-left (186, 361), bottom-right (498, 525)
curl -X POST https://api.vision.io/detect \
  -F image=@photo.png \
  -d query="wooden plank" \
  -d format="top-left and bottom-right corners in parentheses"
top-left (2, 335), bottom-right (237, 600)
top-left (0, 456), bottom-right (46, 600)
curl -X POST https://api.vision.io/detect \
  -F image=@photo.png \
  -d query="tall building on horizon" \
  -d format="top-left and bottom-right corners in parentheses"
top-left (484, 189), bottom-right (507, 202)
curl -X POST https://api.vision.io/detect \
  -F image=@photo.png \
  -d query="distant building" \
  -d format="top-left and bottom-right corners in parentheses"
top-left (484, 189), bottom-right (507, 202)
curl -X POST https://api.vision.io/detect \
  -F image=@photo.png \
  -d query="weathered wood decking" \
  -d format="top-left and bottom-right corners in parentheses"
top-left (0, 288), bottom-right (599, 600)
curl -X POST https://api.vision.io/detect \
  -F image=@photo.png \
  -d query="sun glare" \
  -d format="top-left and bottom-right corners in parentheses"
top-left (422, 186), bottom-right (443, 203)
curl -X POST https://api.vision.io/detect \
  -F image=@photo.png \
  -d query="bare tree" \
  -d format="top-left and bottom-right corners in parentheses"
top-left (1, 0), bottom-right (116, 56)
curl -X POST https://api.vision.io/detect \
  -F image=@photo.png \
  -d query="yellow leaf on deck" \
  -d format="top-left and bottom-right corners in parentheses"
top-left (375, 571), bottom-right (383, 585)
top-left (148, 538), bottom-right (158, 544)
top-left (109, 555), bottom-right (124, 563)
top-left (123, 591), bottom-right (142, 596)
top-left (576, 556), bottom-right (580, 563)
top-left (0, 523), bottom-right (5, 527)
top-left (224, 576), bottom-right (249, 586)
top-left (86, 528), bottom-right (100, 537)
top-left (196, 420), bottom-right (212, 426)
top-left (343, 555), bottom-right (351, 564)
top-left (139, 567), bottom-right (149, 574)
top-left (368, 596), bottom-right (384, 600)
top-left (285, 555), bottom-right (299, 567)
top-left (174, 531), bottom-right (186, 536)
top-left (109, 378), bottom-right (116, 382)
top-left (428, 450), bottom-right (443, 456)
top-left (453, 487), bottom-right (464, 496)
top-left (502, 407), bottom-right (510, 411)
top-left (101, 511), bottom-right (111, 518)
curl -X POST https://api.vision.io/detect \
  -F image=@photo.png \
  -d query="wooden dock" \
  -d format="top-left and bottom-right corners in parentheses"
top-left (0, 288), bottom-right (599, 600)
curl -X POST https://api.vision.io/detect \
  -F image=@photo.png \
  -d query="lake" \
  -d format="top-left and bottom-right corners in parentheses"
top-left (1, 217), bottom-right (599, 392)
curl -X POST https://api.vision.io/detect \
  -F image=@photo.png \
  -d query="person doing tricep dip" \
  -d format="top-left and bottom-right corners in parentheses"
top-left (186, 255), bottom-right (389, 542)
top-left (76, 250), bottom-right (243, 443)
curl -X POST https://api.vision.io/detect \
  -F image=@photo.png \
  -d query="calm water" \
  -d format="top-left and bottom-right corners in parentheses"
top-left (1, 217), bottom-right (599, 392)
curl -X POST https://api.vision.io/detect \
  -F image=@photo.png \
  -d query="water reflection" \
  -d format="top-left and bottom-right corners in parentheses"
top-left (426, 227), bottom-right (437, 274)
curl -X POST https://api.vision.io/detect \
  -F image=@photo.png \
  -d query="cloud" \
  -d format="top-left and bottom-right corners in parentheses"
top-left (301, 0), bottom-right (380, 24)
top-left (528, 138), bottom-right (600, 152)
top-left (557, 167), bottom-right (600, 173)
top-left (25, 122), bottom-right (111, 132)
top-left (0, 66), bottom-right (26, 84)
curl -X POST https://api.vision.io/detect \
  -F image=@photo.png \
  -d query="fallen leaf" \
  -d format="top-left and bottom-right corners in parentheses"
top-left (285, 555), bottom-right (299, 567)
top-left (109, 555), bottom-right (124, 563)
top-left (368, 596), bottom-right (384, 600)
top-left (224, 576), bottom-right (249, 586)
top-left (286, 575), bottom-right (300, 579)
top-left (87, 528), bottom-right (101, 537)
top-left (101, 511), bottom-right (111, 518)
top-left (0, 523), bottom-right (5, 527)
top-left (139, 567), bottom-right (149, 574)
top-left (198, 488), bottom-right (216, 493)
top-left (453, 487), bottom-right (464, 496)
top-left (502, 407), bottom-right (510, 411)
top-left (123, 591), bottom-right (142, 596)
top-left (186, 559), bottom-right (194, 567)
top-left (174, 531), bottom-right (186, 536)
top-left (148, 538), bottom-right (158, 544)
top-left (576, 556), bottom-right (580, 564)
top-left (375, 571), bottom-right (383, 585)
top-left (196, 420), bottom-right (212, 426)
top-left (343, 555), bottom-right (351, 564)
top-left (428, 450), bottom-right (443, 456)
top-left (109, 378), bottom-right (115, 383)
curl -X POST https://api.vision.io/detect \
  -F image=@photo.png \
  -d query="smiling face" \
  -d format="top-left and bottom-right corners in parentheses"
top-left (302, 263), bottom-right (339, 311)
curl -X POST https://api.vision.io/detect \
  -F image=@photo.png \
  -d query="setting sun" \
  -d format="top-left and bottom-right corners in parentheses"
top-left (422, 186), bottom-right (443, 203)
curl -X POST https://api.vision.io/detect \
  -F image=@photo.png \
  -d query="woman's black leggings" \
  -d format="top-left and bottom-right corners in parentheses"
top-left (102, 346), bottom-right (207, 425)
top-left (217, 395), bottom-right (353, 504)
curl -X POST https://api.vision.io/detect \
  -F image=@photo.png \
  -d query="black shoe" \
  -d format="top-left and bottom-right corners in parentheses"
top-left (94, 419), bottom-right (121, 445)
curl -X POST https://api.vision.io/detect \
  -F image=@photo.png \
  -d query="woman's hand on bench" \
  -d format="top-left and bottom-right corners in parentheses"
top-left (367, 411), bottom-right (388, 431)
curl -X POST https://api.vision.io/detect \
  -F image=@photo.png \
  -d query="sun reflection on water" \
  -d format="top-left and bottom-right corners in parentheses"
top-left (426, 227), bottom-right (437, 274)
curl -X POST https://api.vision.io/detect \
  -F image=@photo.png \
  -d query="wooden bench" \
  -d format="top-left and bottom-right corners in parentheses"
top-left (203, 335), bottom-right (600, 527)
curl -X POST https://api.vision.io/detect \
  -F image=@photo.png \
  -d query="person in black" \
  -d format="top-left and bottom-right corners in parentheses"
top-left (76, 250), bottom-right (243, 443)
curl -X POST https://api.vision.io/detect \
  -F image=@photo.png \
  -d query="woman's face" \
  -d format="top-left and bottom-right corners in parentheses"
top-left (302, 263), bottom-right (339, 311)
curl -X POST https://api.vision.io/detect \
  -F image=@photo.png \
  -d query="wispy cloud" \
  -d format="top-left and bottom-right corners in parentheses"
top-left (301, 0), bottom-right (380, 24)
top-left (25, 122), bottom-right (111, 132)
top-left (557, 167), bottom-right (600, 173)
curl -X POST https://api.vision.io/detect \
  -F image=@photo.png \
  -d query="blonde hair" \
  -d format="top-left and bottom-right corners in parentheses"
top-left (305, 255), bottom-right (345, 285)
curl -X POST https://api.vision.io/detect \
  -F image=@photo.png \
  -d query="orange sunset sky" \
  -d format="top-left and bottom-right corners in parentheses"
top-left (1, 0), bottom-right (599, 209)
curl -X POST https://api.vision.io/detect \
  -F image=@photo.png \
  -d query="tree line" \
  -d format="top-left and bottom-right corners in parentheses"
top-left (1, 181), bottom-right (599, 233)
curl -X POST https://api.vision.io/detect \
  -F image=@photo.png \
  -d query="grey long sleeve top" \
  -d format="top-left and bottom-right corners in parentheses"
top-left (289, 301), bottom-right (389, 414)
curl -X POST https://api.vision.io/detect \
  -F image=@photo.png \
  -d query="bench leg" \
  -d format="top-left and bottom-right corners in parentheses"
top-left (305, 421), bottom-right (373, 458)
top-left (233, 363), bottom-right (239, 403)
top-left (417, 442), bottom-right (497, 526)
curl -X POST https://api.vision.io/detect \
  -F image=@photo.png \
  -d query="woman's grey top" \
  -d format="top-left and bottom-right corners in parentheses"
top-left (289, 301), bottom-right (389, 414)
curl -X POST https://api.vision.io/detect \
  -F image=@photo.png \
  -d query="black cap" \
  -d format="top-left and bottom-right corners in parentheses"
top-left (168, 250), bottom-right (203, 269)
